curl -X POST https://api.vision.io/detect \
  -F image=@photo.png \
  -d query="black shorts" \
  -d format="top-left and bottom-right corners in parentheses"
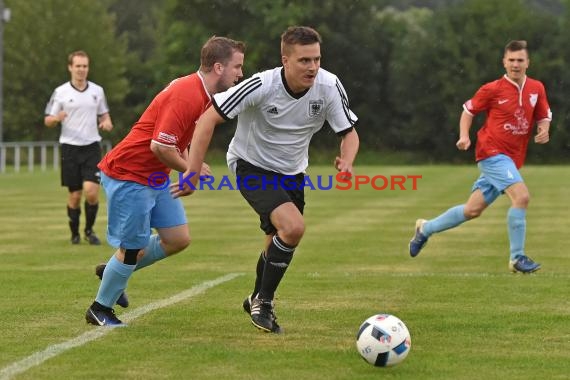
top-left (61, 142), bottom-right (102, 192)
top-left (235, 159), bottom-right (305, 235)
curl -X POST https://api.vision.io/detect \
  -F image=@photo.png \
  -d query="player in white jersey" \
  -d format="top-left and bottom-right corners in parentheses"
top-left (45, 51), bottom-right (113, 246)
top-left (179, 26), bottom-right (360, 333)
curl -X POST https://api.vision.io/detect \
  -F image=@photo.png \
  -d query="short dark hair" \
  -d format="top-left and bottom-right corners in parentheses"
top-left (68, 50), bottom-right (89, 65)
top-left (281, 26), bottom-right (322, 56)
top-left (200, 36), bottom-right (246, 73)
top-left (504, 40), bottom-right (528, 54)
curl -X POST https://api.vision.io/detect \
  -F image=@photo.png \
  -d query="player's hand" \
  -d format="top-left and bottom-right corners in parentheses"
top-left (200, 162), bottom-right (212, 176)
top-left (170, 178), bottom-right (196, 198)
top-left (456, 137), bottom-right (471, 151)
top-left (170, 169), bottom-right (200, 198)
top-left (98, 120), bottom-right (113, 131)
top-left (335, 156), bottom-right (353, 180)
top-left (534, 124), bottom-right (550, 144)
top-left (57, 111), bottom-right (68, 123)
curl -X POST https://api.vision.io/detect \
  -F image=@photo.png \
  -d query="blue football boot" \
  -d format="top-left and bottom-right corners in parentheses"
top-left (509, 255), bottom-right (541, 273)
top-left (409, 219), bottom-right (428, 257)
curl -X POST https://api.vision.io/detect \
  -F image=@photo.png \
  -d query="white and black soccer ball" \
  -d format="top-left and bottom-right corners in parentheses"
top-left (356, 313), bottom-right (412, 367)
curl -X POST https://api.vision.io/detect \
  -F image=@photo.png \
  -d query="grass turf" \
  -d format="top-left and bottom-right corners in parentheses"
top-left (0, 165), bottom-right (568, 379)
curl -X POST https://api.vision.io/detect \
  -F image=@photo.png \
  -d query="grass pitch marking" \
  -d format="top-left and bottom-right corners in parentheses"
top-left (0, 273), bottom-right (243, 380)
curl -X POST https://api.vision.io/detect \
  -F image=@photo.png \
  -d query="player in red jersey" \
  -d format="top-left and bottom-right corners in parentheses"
top-left (85, 36), bottom-right (246, 326)
top-left (409, 40), bottom-right (551, 273)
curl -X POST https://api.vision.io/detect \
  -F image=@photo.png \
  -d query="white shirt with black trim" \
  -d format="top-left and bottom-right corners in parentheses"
top-left (213, 67), bottom-right (358, 175)
top-left (45, 81), bottom-right (109, 146)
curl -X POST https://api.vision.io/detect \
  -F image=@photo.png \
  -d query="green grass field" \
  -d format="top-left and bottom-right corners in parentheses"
top-left (0, 165), bottom-right (568, 380)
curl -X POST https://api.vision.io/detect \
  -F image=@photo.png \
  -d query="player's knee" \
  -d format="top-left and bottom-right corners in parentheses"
top-left (279, 220), bottom-right (305, 245)
top-left (513, 193), bottom-right (530, 208)
top-left (68, 191), bottom-right (82, 206)
top-left (84, 192), bottom-right (99, 204)
top-left (163, 234), bottom-right (191, 254)
top-left (178, 235), bottom-right (191, 251)
top-left (464, 206), bottom-right (483, 219)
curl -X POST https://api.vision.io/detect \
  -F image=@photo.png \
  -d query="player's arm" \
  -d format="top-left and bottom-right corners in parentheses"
top-left (458, 83), bottom-right (492, 150)
top-left (534, 120), bottom-right (550, 144)
top-left (150, 142), bottom-right (187, 172)
top-left (456, 110), bottom-right (473, 151)
top-left (44, 91), bottom-right (66, 128)
top-left (98, 113), bottom-right (113, 131)
top-left (182, 146), bottom-right (212, 176)
top-left (171, 106), bottom-right (225, 197)
top-left (534, 86), bottom-right (552, 145)
top-left (335, 129), bottom-right (359, 176)
top-left (44, 111), bottom-right (67, 128)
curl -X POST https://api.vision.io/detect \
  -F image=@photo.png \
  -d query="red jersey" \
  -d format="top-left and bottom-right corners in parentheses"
top-left (99, 73), bottom-right (211, 185)
top-left (463, 75), bottom-right (551, 168)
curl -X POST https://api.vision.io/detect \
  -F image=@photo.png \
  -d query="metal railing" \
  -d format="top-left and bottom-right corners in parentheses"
top-left (0, 141), bottom-right (112, 173)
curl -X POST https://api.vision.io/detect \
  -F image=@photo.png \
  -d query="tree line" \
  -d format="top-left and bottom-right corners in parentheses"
top-left (3, 0), bottom-right (569, 163)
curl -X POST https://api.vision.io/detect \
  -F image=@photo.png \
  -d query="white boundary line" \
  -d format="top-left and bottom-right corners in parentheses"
top-left (0, 272), bottom-right (242, 380)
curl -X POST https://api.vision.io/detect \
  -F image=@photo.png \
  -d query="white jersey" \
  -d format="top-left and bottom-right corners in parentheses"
top-left (213, 67), bottom-right (358, 175)
top-left (45, 81), bottom-right (109, 146)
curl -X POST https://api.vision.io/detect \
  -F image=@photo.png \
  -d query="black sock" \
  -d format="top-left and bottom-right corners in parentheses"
top-left (84, 201), bottom-right (98, 234)
top-left (67, 206), bottom-right (80, 236)
top-left (252, 251), bottom-right (266, 297)
top-left (258, 235), bottom-right (296, 300)
top-left (91, 301), bottom-right (111, 311)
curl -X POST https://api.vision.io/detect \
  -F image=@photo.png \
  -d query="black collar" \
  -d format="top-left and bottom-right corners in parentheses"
top-left (281, 68), bottom-right (310, 99)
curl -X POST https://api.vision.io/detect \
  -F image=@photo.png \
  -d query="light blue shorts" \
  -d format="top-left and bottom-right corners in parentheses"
top-left (101, 172), bottom-right (187, 249)
top-left (471, 154), bottom-right (523, 205)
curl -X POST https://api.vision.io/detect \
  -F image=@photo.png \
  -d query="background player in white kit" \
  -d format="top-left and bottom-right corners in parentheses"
top-left (45, 50), bottom-right (113, 245)
top-left (178, 26), bottom-right (360, 333)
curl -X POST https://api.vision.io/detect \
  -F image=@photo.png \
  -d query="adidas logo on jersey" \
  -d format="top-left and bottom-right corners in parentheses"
top-left (267, 106), bottom-right (278, 115)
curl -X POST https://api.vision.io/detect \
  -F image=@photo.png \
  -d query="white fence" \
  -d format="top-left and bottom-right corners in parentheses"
top-left (0, 141), bottom-right (112, 173)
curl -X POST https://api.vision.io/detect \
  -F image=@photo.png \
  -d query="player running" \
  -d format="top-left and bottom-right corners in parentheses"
top-left (409, 40), bottom-right (552, 274)
top-left (178, 26), bottom-right (360, 333)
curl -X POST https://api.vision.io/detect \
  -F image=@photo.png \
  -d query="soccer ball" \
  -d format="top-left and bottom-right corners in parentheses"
top-left (356, 314), bottom-right (412, 367)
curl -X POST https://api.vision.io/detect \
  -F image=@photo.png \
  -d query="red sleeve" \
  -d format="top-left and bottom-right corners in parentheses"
top-left (151, 98), bottom-right (193, 147)
top-left (463, 82), bottom-right (494, 116)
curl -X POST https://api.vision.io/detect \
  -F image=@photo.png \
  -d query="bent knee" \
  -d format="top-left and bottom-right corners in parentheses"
top-left (513, 194), bottom-right (530, 208)
top-left (164, 235), bottom-right (191, 254)
top-left (279, 222), bottom-right (305, 244)
top-left (176, 235), bottom-right (192, 251)
top-left (464, 207), bottom-right (483, 220)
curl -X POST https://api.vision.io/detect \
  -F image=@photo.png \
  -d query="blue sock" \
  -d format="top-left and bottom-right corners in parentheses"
top-left (96, 255), bottom-right (135, 308)
top-left (423, 205), bottom-right (467, 237)
top-left (135, 234), bottom-right (167, 271)
top-left (507, 207), bottom-right (526, 260)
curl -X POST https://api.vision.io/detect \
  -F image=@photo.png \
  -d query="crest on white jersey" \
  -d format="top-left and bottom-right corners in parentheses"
top-left (309, 100), bottom-right (324, 117)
